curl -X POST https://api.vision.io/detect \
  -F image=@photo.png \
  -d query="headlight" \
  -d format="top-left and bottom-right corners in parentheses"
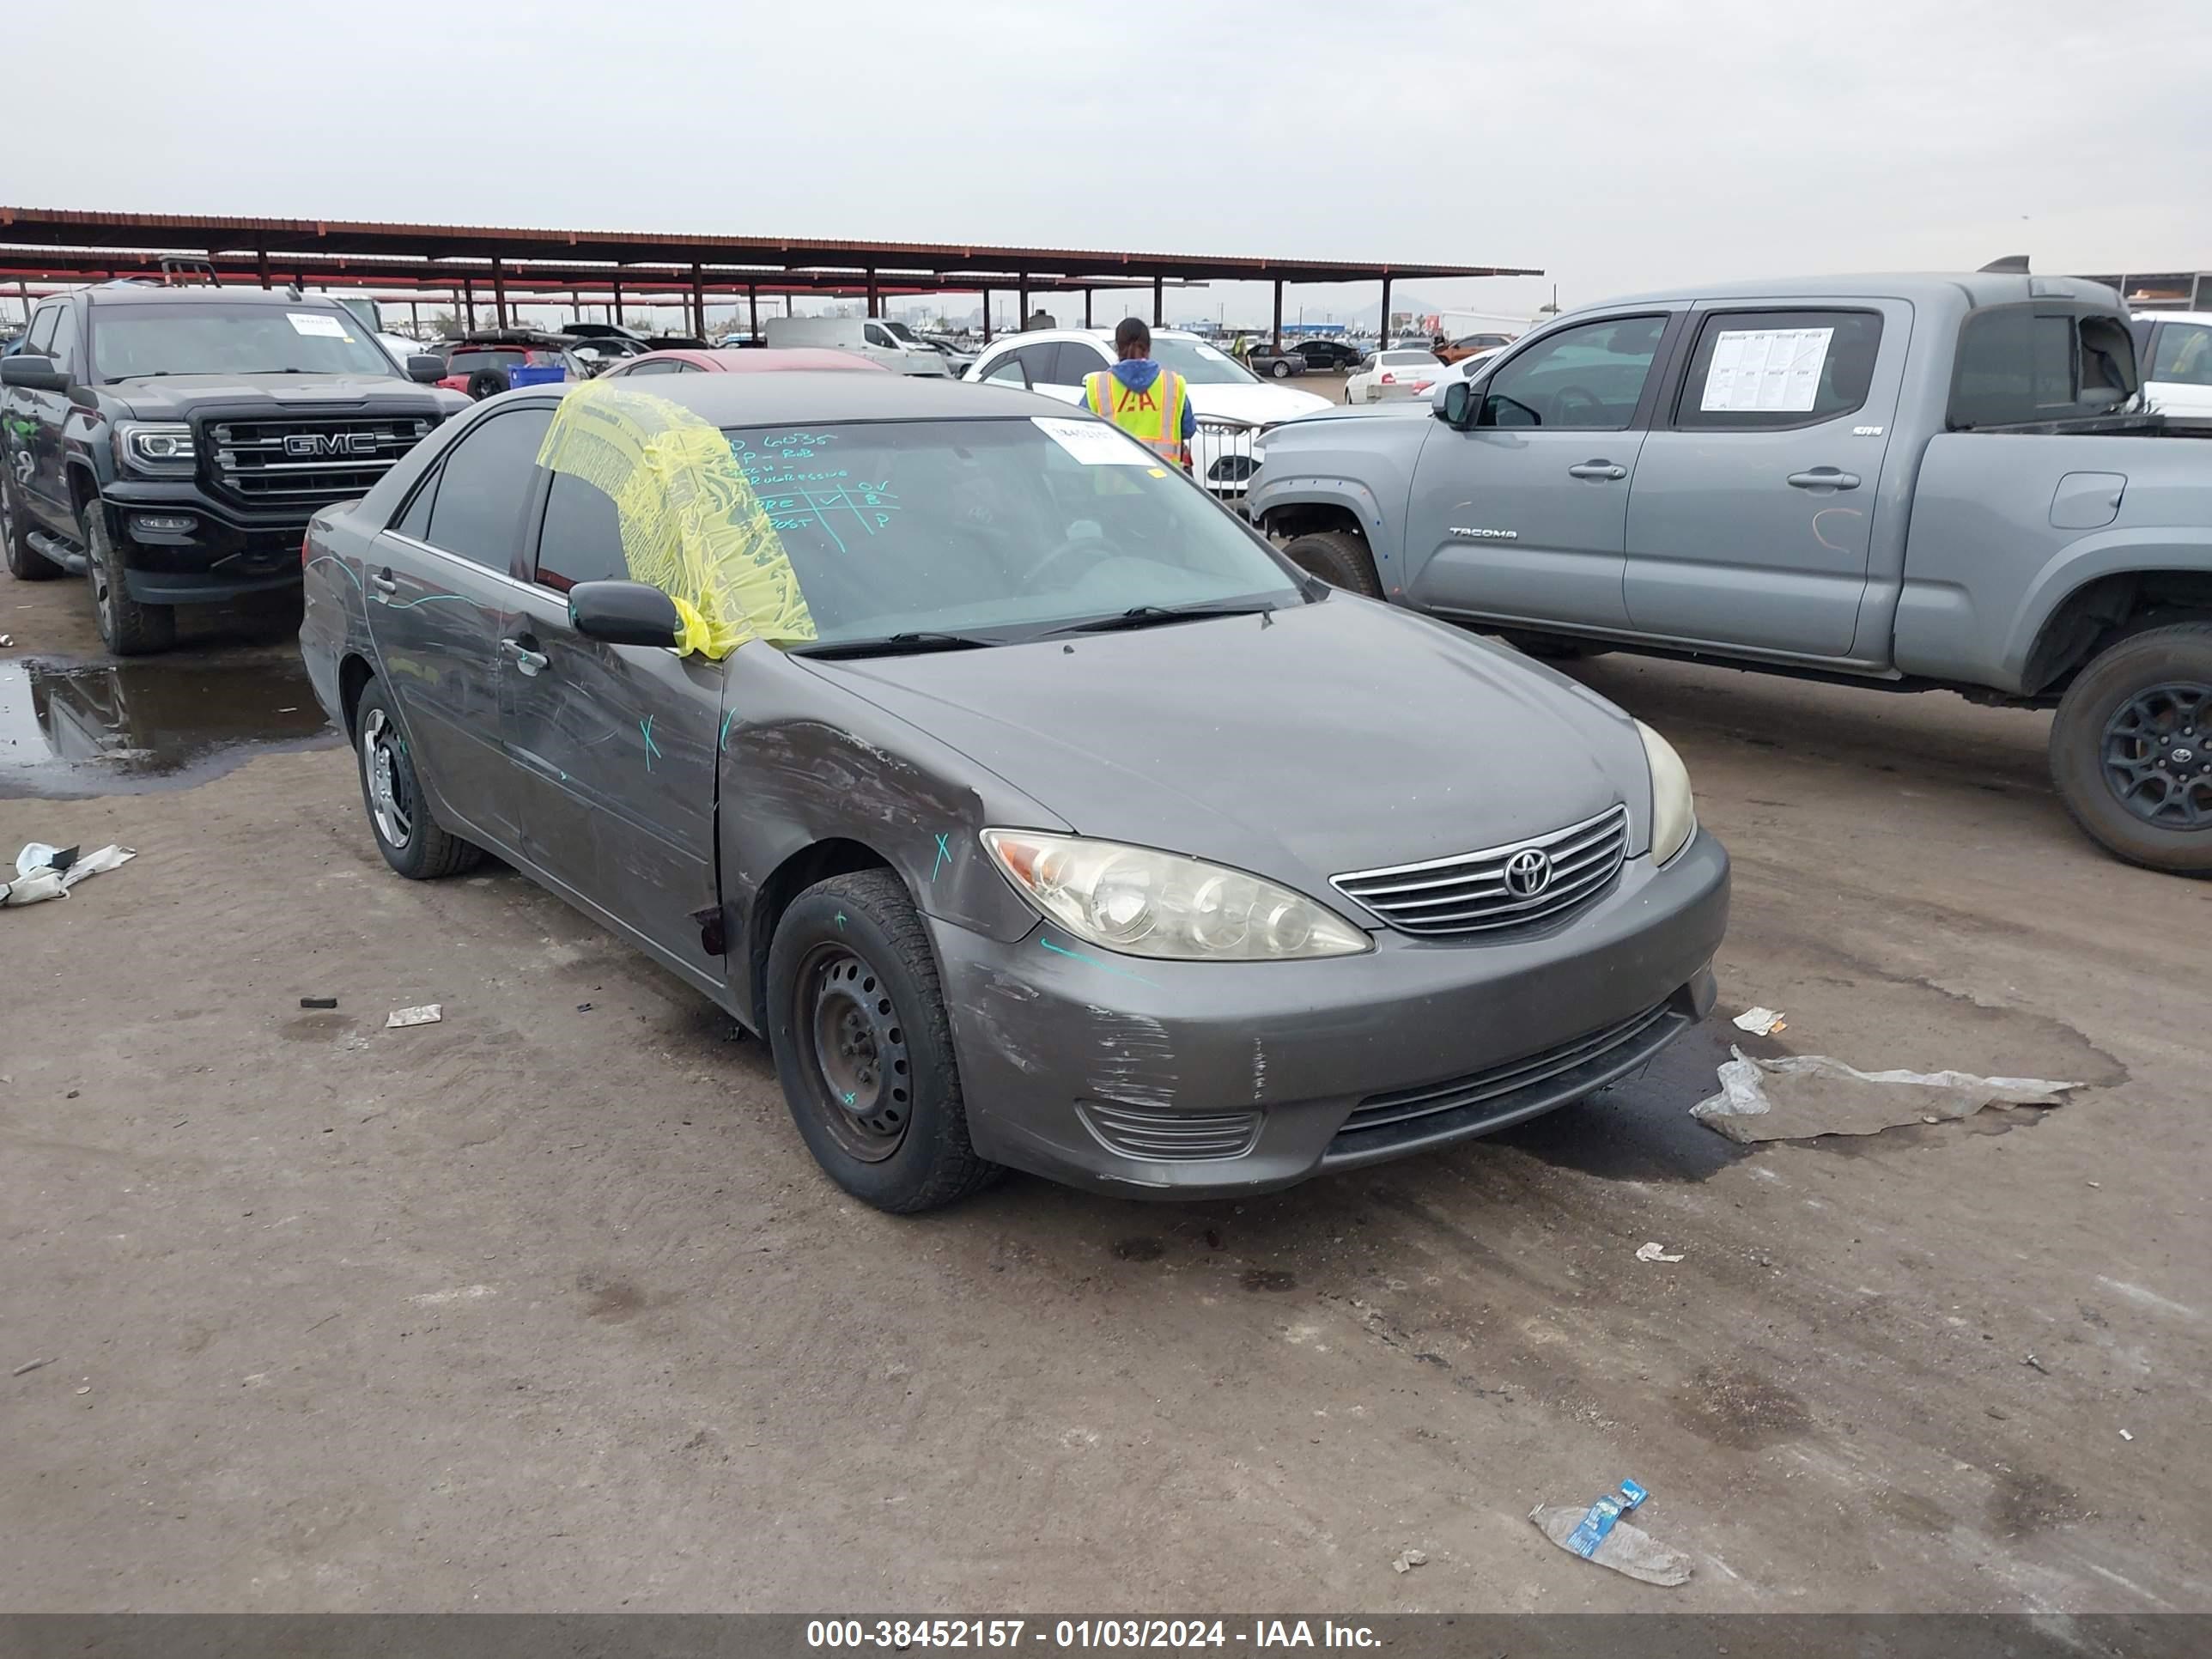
top-left (982, 830), bottom-right (1370, 962)
top-left (115, 421), bottom-right (195, 473)
top-left (1636, 720), bottom-right (1697, 866)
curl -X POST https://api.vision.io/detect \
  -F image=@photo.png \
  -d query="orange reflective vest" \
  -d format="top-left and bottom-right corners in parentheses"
top-left (1084, 365), bottom-right (1191, 467)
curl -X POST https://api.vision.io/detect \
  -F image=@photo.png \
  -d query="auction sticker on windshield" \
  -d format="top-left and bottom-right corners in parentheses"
top-left (1032, 416), bottom-right (1152, 466)
top-left (289, 313), bottom-right (352, 340)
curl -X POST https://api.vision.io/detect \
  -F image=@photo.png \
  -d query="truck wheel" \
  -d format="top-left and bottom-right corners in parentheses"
top-left (766, 868), bottom-right (1003, 1213)
top-left (82, 500), bottom-right (175, 656)
top-left (355, 681), bottom-right (484, 879)
top-left (1280, 529), bottom-right (1382, 598)
top-left (2050, 622), bottom-right (2212, 875)
top-left (2, 473), bottom-right (64, 580)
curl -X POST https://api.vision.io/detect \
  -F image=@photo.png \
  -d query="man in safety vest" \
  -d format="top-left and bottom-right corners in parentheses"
top-left (1084, 318), bottom-right (1195, 469)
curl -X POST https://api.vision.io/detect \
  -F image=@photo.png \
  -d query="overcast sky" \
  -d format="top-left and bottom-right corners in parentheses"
top-left (13, 0), bottom-right (2210, 329)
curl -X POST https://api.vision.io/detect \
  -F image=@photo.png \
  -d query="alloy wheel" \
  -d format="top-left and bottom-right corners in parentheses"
top-left (2101, 681), bottom-right (2212, 829)
top-left (362, 708), bottom-right (415, 848)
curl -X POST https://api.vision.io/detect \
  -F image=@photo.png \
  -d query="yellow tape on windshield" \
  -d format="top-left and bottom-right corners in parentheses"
top-left (536, 381), bottom-right (816, 656)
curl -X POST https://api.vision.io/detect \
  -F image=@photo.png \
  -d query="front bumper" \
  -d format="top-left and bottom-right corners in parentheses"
top-left (99, 481), bottom-right (308, 604)
top-left (933, 830), bottom-right (1729, 1199)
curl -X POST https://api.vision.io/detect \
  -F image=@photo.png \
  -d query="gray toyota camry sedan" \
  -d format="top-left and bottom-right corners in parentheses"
top-left (300, 373), bottom-right (1728, 1212)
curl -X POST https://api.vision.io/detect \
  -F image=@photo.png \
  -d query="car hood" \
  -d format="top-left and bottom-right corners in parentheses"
top-left (1185, 382), bottom-right (1333, 422)
top-left (804, 598), bottom-right (1650, 905)
top-left (105, 373), bottom-right (447, 419)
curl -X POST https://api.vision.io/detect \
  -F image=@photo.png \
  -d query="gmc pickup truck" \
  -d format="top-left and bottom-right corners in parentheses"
top-left (1248, 272), bottom-right (2212, 874)
top-left (1, 284), bottom-right (460, 654)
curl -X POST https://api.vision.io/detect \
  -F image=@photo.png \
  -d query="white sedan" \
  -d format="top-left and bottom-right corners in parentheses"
top-left (965, 326), bottom-right (1330, 501)
top-left (1346, 348), bottom-right (1446, 404)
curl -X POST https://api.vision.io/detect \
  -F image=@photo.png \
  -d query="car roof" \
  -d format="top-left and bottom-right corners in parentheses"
top-left (533, 369), bottom-right (1078, 423)
top-left (80, 285), bottom-right (356, 308)
top-left (984, 326), bottom-right (1203, 347)
top-left (1588, 271), bottom-right (2124, 311)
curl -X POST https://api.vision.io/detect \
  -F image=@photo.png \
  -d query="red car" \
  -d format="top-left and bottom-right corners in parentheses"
top-left (439, 343), bottom-right (580, 398)
top-left (601, 346), bottom-right (886, 378)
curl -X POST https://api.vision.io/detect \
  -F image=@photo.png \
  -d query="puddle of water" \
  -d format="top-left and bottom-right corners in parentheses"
top-left (0, 653), bottom-right (338, 798)
top-left (1493, 1017), bottom-right (1747, 1182)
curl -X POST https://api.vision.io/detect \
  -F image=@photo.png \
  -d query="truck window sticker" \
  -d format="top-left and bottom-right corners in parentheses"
top-left (1699, 327), bottom-right (1833, 414)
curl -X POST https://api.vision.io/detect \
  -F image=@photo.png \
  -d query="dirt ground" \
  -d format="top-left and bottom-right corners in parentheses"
top-left (3, 568), bottom-right (2209, 1616)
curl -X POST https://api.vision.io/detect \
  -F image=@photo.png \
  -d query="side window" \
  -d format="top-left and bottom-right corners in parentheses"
top-left (25, 303), bottom-right (58, 356)
top-left (422, 405), bottom-right (555, 569)
top-left (1006, 343), bottom-right (1063, 386)
top-left (981, 354), bottom-right (1028, 388)
top-left (1048, 342), bottom-right (1109, 386)
top-left (622, 359), bottom-right (684, 376)
top-left (1948, 307), bottom-right (2137, 427)
top-left (2150, 322), bottom-right (2212, 387)
top-left (533, 471), bottom-right (628, 589)
top-left (1672, 309), bottom-right (1884, 431)
top-left (392, 465), bottom-right (438, 539)
top-left (1480, 315), bottom-right (1667, 431)
top-left (864, 324), bottom-right (894, 349)
top-left (47, 306), bottom-right (82, 377)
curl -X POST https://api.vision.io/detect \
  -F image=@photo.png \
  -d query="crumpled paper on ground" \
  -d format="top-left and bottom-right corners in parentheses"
top-left (2, 843), bottom-right (137, 908)
top-left (1692, 1044), bottom-right (2080, 1143)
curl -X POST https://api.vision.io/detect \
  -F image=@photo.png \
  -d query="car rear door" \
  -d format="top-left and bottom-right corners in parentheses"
top-left (364, 401), bottom-right (555, 848)
top-left (1622, 301), bottom-right (1906, 658)
top-left (1400, 312), bottom-right (1676, 631)
top-left (501, 465), bottom-right (725, 995)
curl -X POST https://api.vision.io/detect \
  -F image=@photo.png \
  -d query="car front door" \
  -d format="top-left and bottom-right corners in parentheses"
top-left (1622, 302), bottom-right (1905, 658)
top-left (501, 465), bottom-right (725, 994)
top-left (364, 401), bottom-right (555, 849)
top-left (1401, 312), bottom-right (1675, 630)
top-left (6, 303), bottom-right (68, 525)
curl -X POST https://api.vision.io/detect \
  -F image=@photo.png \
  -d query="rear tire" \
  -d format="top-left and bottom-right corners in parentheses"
top-left (2, 472), bottom-right (64, 580)
top-left (1272, 360), bottom-right (1292, 379)
top-left (355, 680), bottom-right (484, 879)
top-left (82, 500), bottom-right (175, 656)
top-left (2050, 622), bottom-right (2212, 875)
top-left (1280, 529), bottom-right (1382, 598)
top-left (766, 869), bottom-right (1002, 1213)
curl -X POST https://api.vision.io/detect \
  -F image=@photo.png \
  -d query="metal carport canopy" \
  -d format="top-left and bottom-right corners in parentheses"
top-left (0, 205), bottom-right (1539, 289)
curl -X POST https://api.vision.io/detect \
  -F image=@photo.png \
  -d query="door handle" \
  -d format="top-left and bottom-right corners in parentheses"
top-left (369, 569), bottom-right (398, 597)
top-left (500, 637), bottom-right (550, 677)
top-left (1786, 468), bottom-right (1861, 490)
top-left (1567, 461), bottom-right (1628, 481)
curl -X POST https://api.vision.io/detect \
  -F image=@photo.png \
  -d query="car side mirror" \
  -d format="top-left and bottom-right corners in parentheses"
top-left (2, 355), bottom-right (67, 392)
top-left (568, 580), bottom-right (684, 649)
top-left (406, 354), bottom-right (447, 384)
top-left (1437, 380), bottom-right (1474, 426)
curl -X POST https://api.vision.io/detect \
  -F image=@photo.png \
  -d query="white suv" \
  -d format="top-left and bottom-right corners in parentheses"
top-left (2136, 311), bottom-right (2212, 417)
top-left (964, 327), bottom-right (1330, 501)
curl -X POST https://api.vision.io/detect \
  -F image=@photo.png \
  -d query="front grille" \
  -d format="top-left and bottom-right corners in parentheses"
top-left (1332, 804), bottom-right (1630, 937)
top-left (1077, 1100), bottom-right (1261, 1162)
top-left (1326, 999), bottom-right (1685, 1158)
top-left (202, 416), bottom-right (432, 508)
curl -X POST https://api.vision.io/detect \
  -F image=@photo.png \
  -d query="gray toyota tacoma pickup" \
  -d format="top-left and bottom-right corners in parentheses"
top-left (1247, 271), bottom-right (2212, 873)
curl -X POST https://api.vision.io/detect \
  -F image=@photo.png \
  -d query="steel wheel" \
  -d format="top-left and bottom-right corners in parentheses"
top-left (796, 943), bottom-right (912, 1162)
top-left (362, 706), bottom-right (415, 849)
top-left (2101, 681), bottom-right (2212, 829)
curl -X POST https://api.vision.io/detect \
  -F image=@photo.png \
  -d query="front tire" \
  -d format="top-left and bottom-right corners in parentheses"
top-left (355, 681), bottom-right (483, 879)
top-left (2050, 622), bottom-right (2212, 874)
top-left (82, 499), bottom-right (175, 655)
top-left (1280, 528), bottom-right (1382, 598)
top-left (1272, 360), bottom-right (1292, 379)
top-left (2, 472), bottom-right (64, 580)
top-left (766, 869), bottom-right (1001, 1212)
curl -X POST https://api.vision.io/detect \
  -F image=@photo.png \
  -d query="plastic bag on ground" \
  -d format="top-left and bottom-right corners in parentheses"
top-left (1692, 1044), bottom-right (2079, 1143)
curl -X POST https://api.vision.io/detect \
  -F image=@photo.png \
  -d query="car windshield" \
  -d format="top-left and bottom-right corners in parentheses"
top-left (88, 302), bottom-right (398, 381)
top-left (725, 417), bottom-right (1305, 647)
top-left (1148, 338), bottom-right (1260, 386)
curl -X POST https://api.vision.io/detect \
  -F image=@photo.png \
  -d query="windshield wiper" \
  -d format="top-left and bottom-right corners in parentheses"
top-left (1037, 600), bottom-right (1279, 638)
top-left (789, 630), bottom-right (1003, 660)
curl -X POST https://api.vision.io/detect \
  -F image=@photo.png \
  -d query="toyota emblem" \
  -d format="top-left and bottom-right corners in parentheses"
top-left (1503, 847), bottom-right (1553, 897)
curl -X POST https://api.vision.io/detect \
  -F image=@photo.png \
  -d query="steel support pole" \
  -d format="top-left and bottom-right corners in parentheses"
top-left (1153, 275), bottom-right (1164, 326)
top-left (492, 258), bottom-right (507, 327)
top-left (1272, 278), bottom-right (1283, 347)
